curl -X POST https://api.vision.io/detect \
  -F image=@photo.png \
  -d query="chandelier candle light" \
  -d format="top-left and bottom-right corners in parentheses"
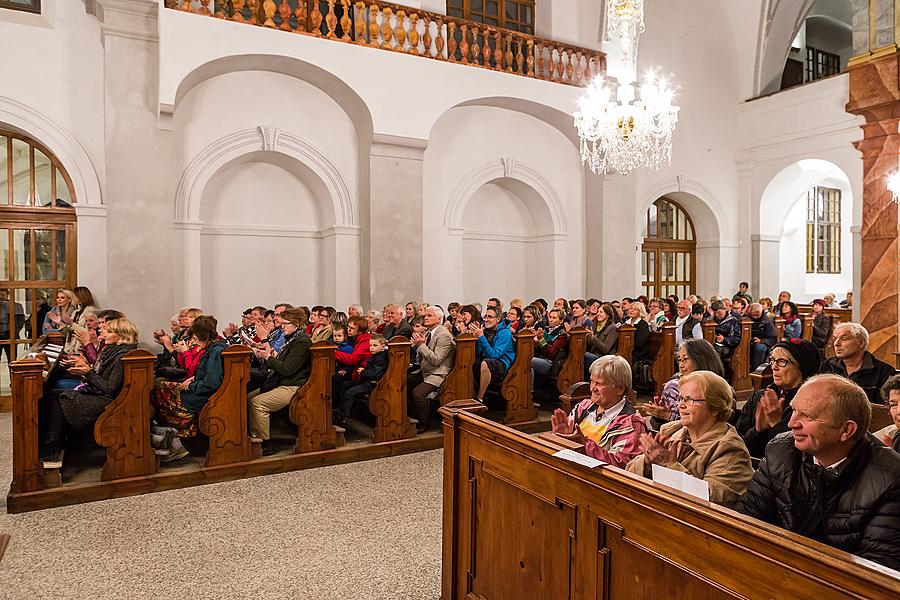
top-left (575, 0), bottom-right (679, 175)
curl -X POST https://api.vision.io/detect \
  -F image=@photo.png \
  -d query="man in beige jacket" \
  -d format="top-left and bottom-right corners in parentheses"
top-left (408, 305), bottom-right (455, 433)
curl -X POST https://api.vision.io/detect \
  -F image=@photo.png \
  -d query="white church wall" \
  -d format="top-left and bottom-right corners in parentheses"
top-left (423, 105), bottom-right (583, 306)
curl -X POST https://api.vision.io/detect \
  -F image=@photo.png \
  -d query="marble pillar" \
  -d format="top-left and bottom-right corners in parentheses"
top-left (846, 52), bottom-right (900, 362)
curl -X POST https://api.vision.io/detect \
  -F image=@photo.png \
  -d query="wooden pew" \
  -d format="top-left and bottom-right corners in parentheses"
top-left (648, 323), bottom-right (676, 397)
top-left (870, 403), bottom-right (893, 432)
top-left (774, 316), bottom-right (785, 340)
top-left (559, 381), bottom-right (590, 414)
top-left (615, 323), bottom-right (634, 364)
top-left (198, 345), bottom-right (254, 467)
top-left (731, 317), bottom-right (753, 399)
top-left (701, 319), bottom-right (716, 344)
top-left (289, 341), bottom-right (344, 453)
top-left (502, 327), bottom-right (537, 425)
top-left (94, 349), bottom-right (158, 482)
top-left (438, 333), bottom-right (474, 405)
top-left (554, 326), bottom-right (587, 396)
top-left (368, 335), bottom-right (416, 443)
top-left (439, 404), bottom-right (900, 599)
top-left (801, 313), bottom-right (814, 341)
top-left (8, 357), bottom-right (47, 494)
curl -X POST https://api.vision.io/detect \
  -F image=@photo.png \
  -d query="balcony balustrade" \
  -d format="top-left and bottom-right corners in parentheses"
top-left (166, 0), bottom-right (605, 87)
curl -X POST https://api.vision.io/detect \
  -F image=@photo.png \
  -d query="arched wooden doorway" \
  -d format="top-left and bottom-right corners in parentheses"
top-left (641, 196), bottom-right (695, 300)
top-left (0, 129), bottom-right (77, 363)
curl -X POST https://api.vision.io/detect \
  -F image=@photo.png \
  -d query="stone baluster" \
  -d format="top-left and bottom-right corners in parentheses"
top-left (263, 0), bottom-right (276, 27)
top-left (447, 21), bottom-right (457, 61)
top-left (309, 0), bottom-right (323, 35)
top-left (395, 10), bottom-right (407, 51)
top-left (199, 0), bottom-right (212, 15)
top-left (574, 50), bottom-right (584, 83)
top-left (493, 30), bottom-right (503, 70)
top-left (278, 0), bottom-right (292, 30)
top-left (247, 0), bottom-right (258, 24)
top-left (340, 0), bottom-right (352, 40)
top-left (565, 49), bottom-right (575, 82)
top-left (483, 28), bottom-right (493, 66)
top-left (354, 2), bottom-right (367, 42)
top-left (409, 13), bottom-right (420, 55)
top-left (294, 0), bottom-right (307, 32)
top-left (526, 39), bottom-right (534, 77)
top-left (557, 47), bottom-right (566, 80)
top-left (435, 18), bottom-right (446, 59)
top-left (181, 0), bottom-right (193, 11)
top-left (516, 37), bottom-right (525, 74)
top-left (423, 16), bottom-right (433, 56)
top-left (369, 5), bottom-right (380, 47)
top-left (471, 26), bottom-right (480, 65)
top-left (381, 7), bottom-right (394, 49)
top-left (546, 45), bottom-right (555, 80)
top-left (505, 35), bottom-right (514, 73)
top-left (215, 0), bottom-right (227, 18)
top-left (233, 0), bottom-right (245, 22)
top-left (324, 0), bottom-right (338, 38)
top-left (459, 24), bottom-right (469, 64)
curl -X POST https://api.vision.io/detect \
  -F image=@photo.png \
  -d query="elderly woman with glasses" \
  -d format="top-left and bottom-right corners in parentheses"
top-left (550, 355), bottom-right (646, 468)
top-left (731, 337), bottom-right (821, 458)
top-left (626, 370), bottom-right (754, 507)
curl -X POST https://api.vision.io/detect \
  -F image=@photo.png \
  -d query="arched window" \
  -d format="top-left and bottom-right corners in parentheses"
top-left (0, 129), bottom-right (77, 362)
top-left (641, 197), bottom-right (695, 300)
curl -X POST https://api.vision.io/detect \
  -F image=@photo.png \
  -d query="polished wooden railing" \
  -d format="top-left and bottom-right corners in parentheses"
top-left (167, 0), bottom-right (605, 87)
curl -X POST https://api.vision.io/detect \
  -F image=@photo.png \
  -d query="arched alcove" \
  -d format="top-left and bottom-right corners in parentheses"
top-left (758, 159), bottom-right (853, 300)
top-left (459, 178), bottom-right (555, 302)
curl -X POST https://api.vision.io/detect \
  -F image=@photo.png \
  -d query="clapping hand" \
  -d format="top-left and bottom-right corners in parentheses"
top-left (66, 355), bottom-right (90, 375)
top-left (639, 395), bottom-right (671, 419)
top-left (563, 321), bottom-right (572, 333)
top-left (411, 331), bottom-right (426, 347)
top-left (223, 322), bottom-right (239, 337)
top-left (74, 328), bottom-right (91, 345)
top-left (173, 339), bottom-right (188, 354)
top-left (468, 322), bottom-right (484, 338)
top-left (48, 312), bottom-right (62, 324)
top-left (255, 321), bottom-right (271, 339)
top-left (639, 432), bottom-right (676, 466)
top-left (253, 344), bottom-right (273, 361)
top-left (550, 408), bottom-right (584, 443)
top-left (754, 387), bottom-right (784, 432)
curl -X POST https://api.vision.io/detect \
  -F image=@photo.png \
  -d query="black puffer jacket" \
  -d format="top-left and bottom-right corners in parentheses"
top-left (735, 431), bottom-right (900, 570)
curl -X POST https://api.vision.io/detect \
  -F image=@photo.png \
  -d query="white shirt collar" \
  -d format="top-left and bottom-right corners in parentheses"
top-left (813, 455), bottom-right (848, 473)
top-left (597, 398), bottom-right (626, 425)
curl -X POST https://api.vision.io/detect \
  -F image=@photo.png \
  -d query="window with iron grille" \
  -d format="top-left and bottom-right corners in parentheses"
top-left (805, 46), bottom-right (840, 82)
top-left (446, 0), bottom-right (535, 34)
top-left (806, 186), bottom-right (840, 274)
top-left (0, 0), bottom-right (40, 13)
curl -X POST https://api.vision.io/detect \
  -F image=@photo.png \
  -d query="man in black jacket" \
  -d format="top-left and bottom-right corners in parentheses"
top-left (819, 322), bottom-right (898, 404)
top-left (736, 374), bottom-right (900, 571)
top-left (382, 304), bottom-right (413, 340)
top-left (748, 303), bottom-right (777, 369)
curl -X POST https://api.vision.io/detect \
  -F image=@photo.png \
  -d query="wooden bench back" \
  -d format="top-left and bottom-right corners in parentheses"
top-left (731, 318), bottom-right (753, 398)
top-left (502, 327), bottom-right (536, 425)
top-left (615, 323), bottom-right (634, 364)
top-left (94, 349), bottom-right (158, 482)
top-left (8, 358), bottom-right (47, 494)
top-left (439, 405), bottom-right (900, 599)
top-left (870, 403), bottom-right (893, 432)
top-left (649, 324), bottom-right (676, 397)
top-left (289, 341), bottom-right (341, 453)
top-left (439, 333), bottom-right (474, 405)
top-left (368, 336), bottom-right (416, 442)
top-left (774, 316), bottom-right (785, 340)
top-left (555, 326), bottom-right (587, 395)
top-left (701, 319), bottom-right (716, 344)
top-left (199, 345), bottom-right (253, 467)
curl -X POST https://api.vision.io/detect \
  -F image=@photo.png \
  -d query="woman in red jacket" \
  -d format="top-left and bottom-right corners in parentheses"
top-left (335, 315), bottom-right (372, 381)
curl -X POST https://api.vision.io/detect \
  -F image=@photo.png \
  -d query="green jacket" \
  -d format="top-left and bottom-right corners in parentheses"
top-left (265, 330), bottom-right (312, 387)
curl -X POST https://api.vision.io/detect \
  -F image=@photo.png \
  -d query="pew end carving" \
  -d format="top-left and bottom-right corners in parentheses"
top-left (616, 323), bottom-right (635, 365)
top-left (731, 318), bottom-right (753, 399)
top-left (559, 381), bottom-right (590, 415)
top-left (289, 341), bottom-right (342, 453)
top-left (501, 327), bottom-right (537, 425)
top-left (199, 345), bottom-right (254, 467)
top-left (368, 336), bottom-right (416, 443)
top-left (93, 350), bottom-right (158, 482)
top-left (9, 358), bottom-right (47, 495)
top-left (555, 326), bottom-right (587, 395)
top-left (438, 333), bottom-right (475, 405)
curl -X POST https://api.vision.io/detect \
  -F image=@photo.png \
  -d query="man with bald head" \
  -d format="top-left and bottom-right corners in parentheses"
top-left (736, 374), bottom-right (900, 570)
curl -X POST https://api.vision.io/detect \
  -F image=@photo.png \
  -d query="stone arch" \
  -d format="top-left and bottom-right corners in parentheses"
top-left (753, 0), bottom-right (817, 96)
top-left (443, 158), bottom-right (568, 236)
top-left (174, 127), bottom-right (356, 227)
top-left (449, 97), bottom-right (580, 147)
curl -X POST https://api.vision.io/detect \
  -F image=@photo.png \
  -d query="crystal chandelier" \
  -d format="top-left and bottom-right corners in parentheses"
top-left (575, 0), bottom-right (679, 175)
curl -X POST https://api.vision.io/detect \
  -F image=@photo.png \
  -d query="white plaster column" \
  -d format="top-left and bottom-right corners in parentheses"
top-left (321, 225), bottom-right (362, 309)
top-left (600, 175), bottom-right (639, 299)
top-left (174, 221), bottom-right (202, 309)
top-left (752, 234), bottom-right (781, 297)
top-left (75, 204), bottom-right (109, 304)
top-left (584, 167), bottom-right (604, 296)
top-left (368, 134), bottom-right (427, 309)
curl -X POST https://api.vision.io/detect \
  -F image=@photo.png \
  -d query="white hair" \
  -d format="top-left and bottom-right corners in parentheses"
top-left (427, 305), bottom-right (444, 321)
top-left (834, 322), bottom-right (869, 349)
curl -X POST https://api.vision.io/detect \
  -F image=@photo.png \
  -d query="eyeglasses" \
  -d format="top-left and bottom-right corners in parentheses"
top-left (771, 358), bottom-right (797, 369)
top-left (677, 396), bottom-right (705, 405)
top-left (676, 355), bottom-right (690, 364)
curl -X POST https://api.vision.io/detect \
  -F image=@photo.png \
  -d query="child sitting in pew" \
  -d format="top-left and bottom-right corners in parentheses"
top-left (331, 323), bottom-right (354, 356)
top-left (333, 334), bottom-right (389, 426)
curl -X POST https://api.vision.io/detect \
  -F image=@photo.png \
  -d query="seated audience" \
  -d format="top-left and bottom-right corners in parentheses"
top-left (383, 304), bottom-right (413, 340)
top-left (647, 298), bottom-right (667, 332)
top-left (531, 308), bottom-right (568, 385)
top-left (732, 338), bottom-right (820, 458)
top-left (335, 315), bottom-right (372, 377)
top-left (777, 290), bottom-right (791, 304)
top-left (63, 286), bottom-right (97, 354)
top-left (77, 309), bottom-right (124, 366)
top-left (731, 296), bottom-right (748, 318)
top-left (627, 370), bottom-right (753, 507)
top-left (505, 306), bottom-right (524, 332)
top-left (404, 302), bottom-right (417, 325)
top-left (306, 306), bottom-right (321, 336)
top-left (310, 306), bottom-right (334, 343)
top-left (472, 306), bottom-right (515, 403)
top-left (823, 292), bottom-right (838, 308)
top-left (640, 338), bottom-right (726, 431)
top-left (586, 298), bottom-right (601, 323)
top-left (521, 305), bottom-right (541, 332)
top-left (711, 300), bottom-right (741, 358)
top-left (408, 306), bottom-right (455, 433)
top-left (254, 303), bottom-right (291, 352)
top-left (568, 299), bottom-right (593, 330)
top-left (736, 375), bottom-right (900, 571)
top-left (38, 318), bottom-right (140, 466)
top-left (839, 290), bottom-right (852, 309)
top-left (584, 303), bottom-right (619, 370)
top-left (818, 322), bottom-right (898, 404)
top-left (334, 333), bottom-right (389, 426)
top-left (748, 303), bottom-right (777, 369)
top-left (778, 301), bottom-right (801, 339)
top-left (810, 299), bottom-right (832, 350)
top-left (674, 299), bottom-right (701, 351)
top-left (452, 304), bottom-right (480, 338)
top-left (625, 302), bottom-right (651, 363)
top-left (348, 304), bottom-right (363, 318)
top-left (876, 375), bottom-right (900, 452)
top-left (247, 308), bottom-right (312, 455)
top-left (330, 323), bottom-right (354, 354)
top-left (550, 355), bottom-right (646, 467)
top-left (151, 315), bottom-right (227, 462)
top-left (42, 289), bottom-right (77, 334)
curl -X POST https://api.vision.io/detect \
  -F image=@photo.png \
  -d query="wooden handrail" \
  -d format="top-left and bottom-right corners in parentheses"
top-left (199, 345), bottom-right (254, 467)
top-left (169, 0), bottom-right (604, 87)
